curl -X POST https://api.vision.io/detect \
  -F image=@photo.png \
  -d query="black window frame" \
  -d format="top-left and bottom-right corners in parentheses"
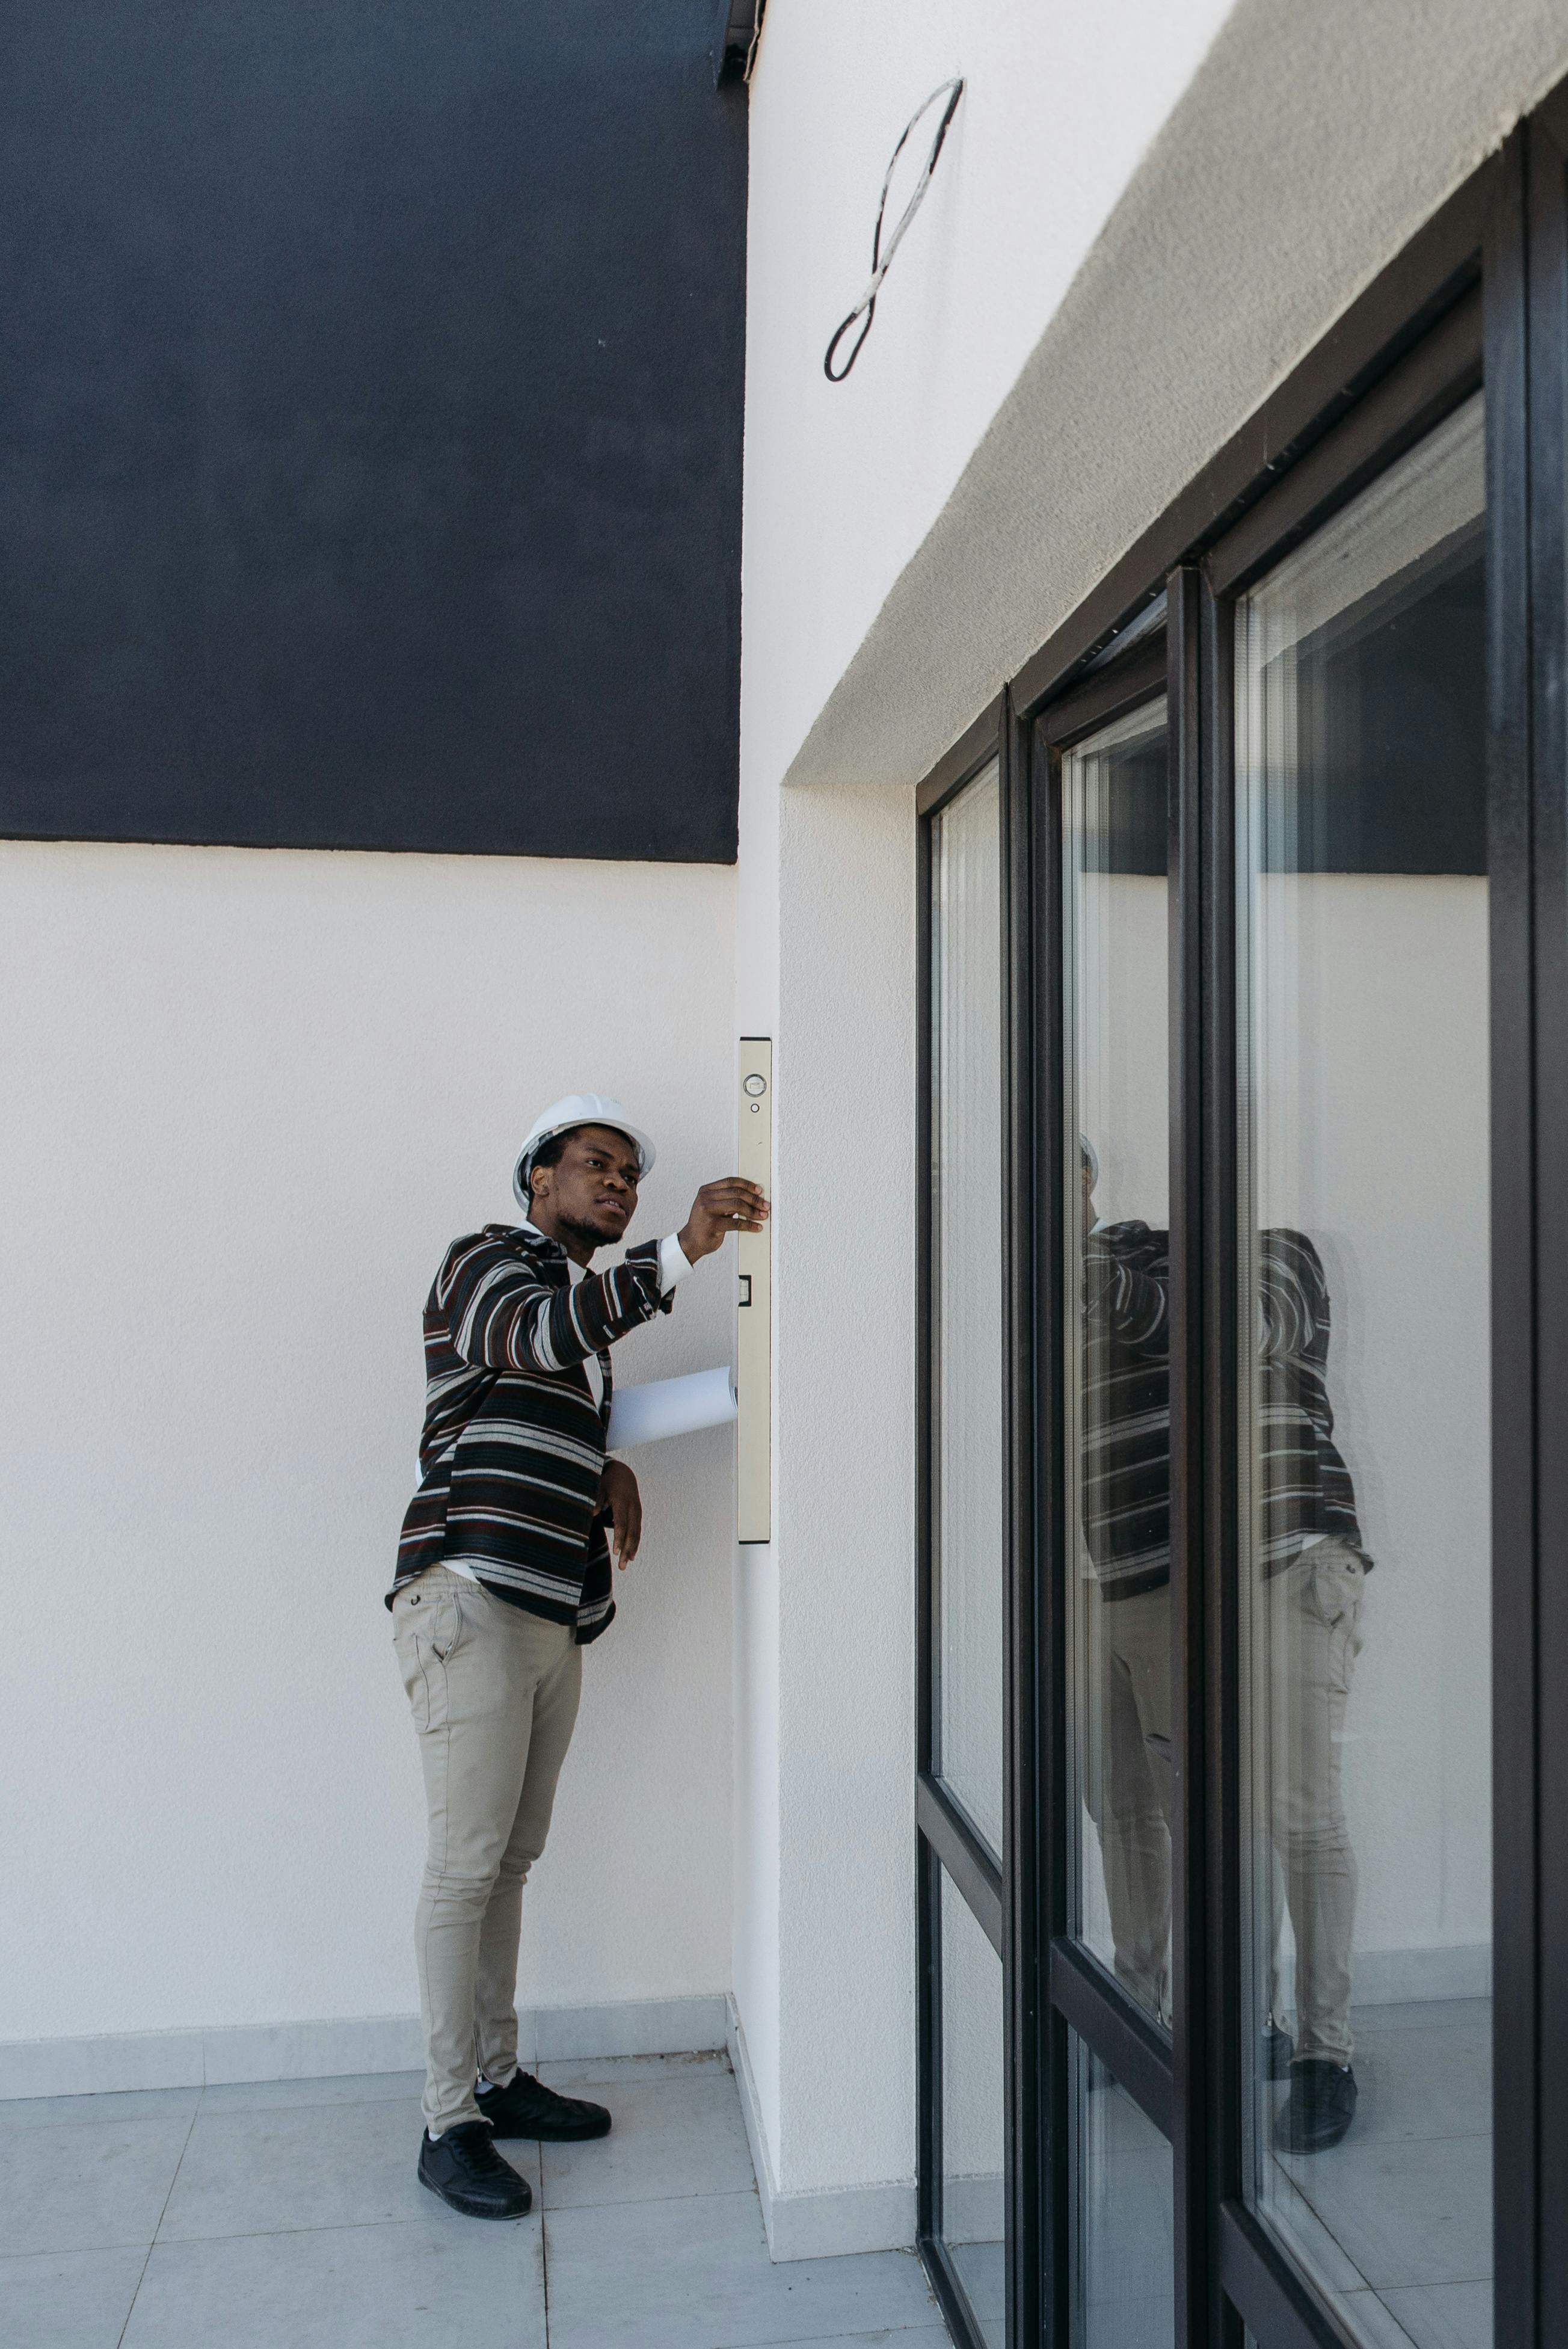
top-left (917, 90), bottom-right (1568, 2349)
top-left (917, 716), bottom-right (1009, 2349)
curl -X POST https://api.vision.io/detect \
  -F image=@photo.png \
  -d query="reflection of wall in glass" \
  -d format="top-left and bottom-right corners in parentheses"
top-left (1069, 2028), bottom-right (1174, 2349)
top-left (1248, 866), bottom-right (1489, 1978)
top-left (1235, 392), bottom-right (1491, 2341)
top-left (941, 1874), bottom-right (1004, 2349)
top-left (1237, 398), bottom-right (1491, 1998)
top-left (1072, 870), bottom-right (1169, 1230)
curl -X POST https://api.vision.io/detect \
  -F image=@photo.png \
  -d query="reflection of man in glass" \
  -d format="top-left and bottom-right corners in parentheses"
top-left (1079, 1139), bottom-right (1175, 2026)
top-left (1252, 1228), bottom-right (1368, 2154)
top-left (1080, 1144), bottom-right (1367, 2154)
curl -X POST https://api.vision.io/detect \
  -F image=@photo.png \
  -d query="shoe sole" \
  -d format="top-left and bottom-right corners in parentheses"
top-left (479, 2110), bottom-right (613, 2143)
top-left (1274, 2125), bottom-right (1354, 2155)
top-left (488, 2121), bottom-right (612, 2142)
top-left (418, 2166), bottom-right (532, 2219)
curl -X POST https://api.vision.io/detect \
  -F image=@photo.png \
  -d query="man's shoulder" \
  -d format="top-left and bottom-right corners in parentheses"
top-left (432, 1223), bottom-right (547, 1294)
top-left (1259, 1226), bottom-right (1324, 1273)
top-left (1096, 1218), bottom-right (1168, 1257)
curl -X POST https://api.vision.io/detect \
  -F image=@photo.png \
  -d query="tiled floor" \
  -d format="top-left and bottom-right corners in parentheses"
top-left (1261, 1998), bottom-right (1493, 2349)
top-left (0, 2051), bottom-right (947, 2349)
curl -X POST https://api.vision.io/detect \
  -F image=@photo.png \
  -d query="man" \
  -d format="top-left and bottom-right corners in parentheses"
top-left (388, 1093), bottom-right (767, 2220)
top-left (1250, 1224), bottom-right (1369, 2154)
top-left (1079, 1142), bottom-right (1368, 2155)
top-left (1077, 1143), bottom-right (1175, 2039)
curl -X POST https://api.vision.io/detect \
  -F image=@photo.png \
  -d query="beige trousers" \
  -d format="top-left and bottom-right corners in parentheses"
top-left (1083, 1583), bottom-right (1175, 2027)
top-left (1086, 1539), bottom-right (1364, 2063)
top-left (392, 1565), bottom-right (582, 2133)
top-left (1262, 1539), bottom-right (1365, 2063)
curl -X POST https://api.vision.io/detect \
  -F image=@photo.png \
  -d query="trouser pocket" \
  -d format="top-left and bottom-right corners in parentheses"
top-left (393, 1580), bottom-right (464, 1732)
top-left (1303, 1546), bottom-right (1366, 1693)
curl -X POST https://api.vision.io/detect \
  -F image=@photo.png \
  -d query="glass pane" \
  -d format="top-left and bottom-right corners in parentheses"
top-left (932, 763), bottom-right (1005, 1855)
top-left (1070, 2029), bottom-right (1175, 2347)
top-left (940, 1870), bottom-right (1005, 2347)
top-left (1235, 393), bottom-right (1492, 2348)
top-left (1062, 699), bottom-right (1172, 2027)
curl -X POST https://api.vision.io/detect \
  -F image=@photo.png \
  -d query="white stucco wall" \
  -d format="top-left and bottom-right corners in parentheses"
top-left (736, 0), bottom-right (1568, 2258)
top-left (731, 776), bottom-right (919, 2242)
top-left (742, 0), bottom-right (1237, 786)
top-left (772, 781), bottom-right (918, 2203)
top-left (0, 842), bottom-right (737, 2054)
top-left (1250, 875), bottom-right (1492, 1971)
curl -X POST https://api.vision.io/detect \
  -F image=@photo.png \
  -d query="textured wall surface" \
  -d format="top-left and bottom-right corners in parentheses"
top-left (0, 842), bottom-right (737, 2045)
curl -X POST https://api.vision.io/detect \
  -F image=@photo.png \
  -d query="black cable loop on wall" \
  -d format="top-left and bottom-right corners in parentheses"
top-left (823, 77), bottom-right (965, 384)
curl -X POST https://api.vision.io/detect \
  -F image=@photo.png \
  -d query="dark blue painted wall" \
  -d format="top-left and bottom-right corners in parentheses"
top-left (0, 4), bottom-right (745, 860)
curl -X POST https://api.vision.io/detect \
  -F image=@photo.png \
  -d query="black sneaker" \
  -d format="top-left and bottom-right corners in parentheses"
top-left (418, 2120), bottom-right (533, 2218)
top-left (1262, 2019), bottom-right (1296, 2080)
top-left (1274, 2059), bottom-right (1357, 2154)
top-left (475, 2068), bottom-right (612, 2141)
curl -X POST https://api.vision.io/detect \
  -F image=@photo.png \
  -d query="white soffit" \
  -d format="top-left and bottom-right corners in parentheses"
top-left (782, 0), bottom-right (1568, 793)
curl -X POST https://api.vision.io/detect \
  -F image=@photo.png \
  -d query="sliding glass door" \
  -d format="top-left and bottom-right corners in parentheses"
top-left (917, 96), bottom-right (1568, 2349)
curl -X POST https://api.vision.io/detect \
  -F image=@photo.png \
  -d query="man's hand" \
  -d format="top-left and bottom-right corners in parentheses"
top-left (678, 1178), bottom-right (770, 1264)
top-left (598, 1459), bottom-right (643, 1569)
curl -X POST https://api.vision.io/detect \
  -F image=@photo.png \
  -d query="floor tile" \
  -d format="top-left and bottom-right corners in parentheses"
top-left (1331, 2287), bottom-right (1424, 2349)
top-left (1275, 2133), bottom-right (1492, 2289)
top-left (0, 2116), bottom-right (193, 2256)
top-left (1350, 2024), bottom-right (1491, 2146)
top-left (0, 2086), bottom-right (200, 2134)
top-left (540, 2070), bottom-right (755, 2209)
top-left (198, 2069), bottom-right (425, 2116)
top-left (1381, 2279), bottom-right (1493, 2349)
top-left (0, 2243), bottom-right (147, 2347)
top-left (1083, 2145), bottom-right (1175, 2312)
top-left (1351, 2000), bottom-right (1489, 2039)
top-left (544, 2187), bottom-right (938, 2349)
top-left (157, 2092), bottom-right (539, 2243)
top-left (122, 2212), bottom-right (545, 2349)
top-left (1258, 2167), bottom-right (1368, 2295)
top-left (1078, 2297), bottom-right (1175, 2349)
top-left (537, 2050), bottom-right (733, 2090)
top-left (947, 2231), bottom-right (1004, 2347)
top-left (733, 2332), bottom-right (955, 2349)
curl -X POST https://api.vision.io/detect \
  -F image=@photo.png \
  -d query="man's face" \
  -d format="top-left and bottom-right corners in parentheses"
top-left (531, 1124), bottom-right (642, 1248)
top-left (1081, 1157), bottom-right (1096, 1243)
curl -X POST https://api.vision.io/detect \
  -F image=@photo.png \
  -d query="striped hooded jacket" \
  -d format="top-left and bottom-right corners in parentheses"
top-left (1083, 1221), bottom-right (1364, 1594)
top-left (389, 1224), bottom-right (674, 1640)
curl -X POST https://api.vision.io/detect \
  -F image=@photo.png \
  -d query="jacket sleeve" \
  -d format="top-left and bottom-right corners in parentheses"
top-left (1084, 1238), bottom-right (1169, 1353)
top-left (1256, 1229), bottom-right (1329, 1366)
top-left (441, 1236), bottom-right (673, 1373)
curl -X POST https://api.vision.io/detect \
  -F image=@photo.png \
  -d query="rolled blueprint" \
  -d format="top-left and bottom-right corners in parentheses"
top-left (605, 1364), bottom-right (738, 1451)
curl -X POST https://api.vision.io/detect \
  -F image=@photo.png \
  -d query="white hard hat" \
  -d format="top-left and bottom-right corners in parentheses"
top-left (513, 1094), bottom-right (657, 1213)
